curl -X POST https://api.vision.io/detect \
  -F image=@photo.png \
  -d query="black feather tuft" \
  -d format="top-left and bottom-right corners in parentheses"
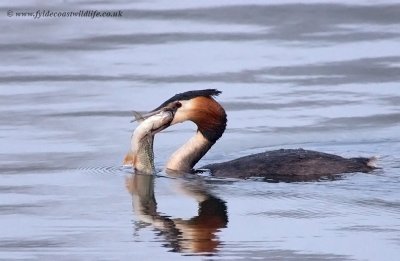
top-left (152, 89), bottom-right (221, 112)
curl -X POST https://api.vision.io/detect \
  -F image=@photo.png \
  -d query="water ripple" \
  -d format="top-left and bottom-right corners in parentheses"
top-left (77, 165), bottom-right (131, 175)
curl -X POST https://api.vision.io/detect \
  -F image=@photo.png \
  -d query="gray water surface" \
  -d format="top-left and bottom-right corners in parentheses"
top-left (1, 1), bottom-right (400, 260)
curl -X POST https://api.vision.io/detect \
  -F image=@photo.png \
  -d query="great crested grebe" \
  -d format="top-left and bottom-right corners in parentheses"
top-left (129, 89), bottom-right (377, 181)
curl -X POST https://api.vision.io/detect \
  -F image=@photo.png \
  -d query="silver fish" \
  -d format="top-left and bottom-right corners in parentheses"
top-left (130, 110), bottom-right (174, 174)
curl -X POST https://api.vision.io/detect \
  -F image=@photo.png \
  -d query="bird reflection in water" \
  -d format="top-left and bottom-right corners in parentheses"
top-left (125, 172), bottom-right (228, 254)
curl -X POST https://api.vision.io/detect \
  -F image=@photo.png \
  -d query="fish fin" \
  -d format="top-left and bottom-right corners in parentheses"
top-left (132, 111), bottom-right (144, 123)
top-left (123, 150), bottom-right (135, 166)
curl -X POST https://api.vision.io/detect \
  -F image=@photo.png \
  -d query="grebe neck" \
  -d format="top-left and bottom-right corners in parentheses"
top-left (166, 131), bottom-right (214, 172)
top-left (166, 96), bottom-right (227, 172)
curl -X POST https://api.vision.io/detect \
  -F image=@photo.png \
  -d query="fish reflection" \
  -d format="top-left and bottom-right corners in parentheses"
top-left (125, 172), bottom-right (228, 254)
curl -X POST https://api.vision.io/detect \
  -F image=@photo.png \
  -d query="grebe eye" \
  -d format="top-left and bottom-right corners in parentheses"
top-left (175, 102), bottom-right (182, 108)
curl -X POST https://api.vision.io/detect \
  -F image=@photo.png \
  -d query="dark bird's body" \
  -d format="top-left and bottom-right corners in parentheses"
top-left (202, 149), bottom-right (376, 181)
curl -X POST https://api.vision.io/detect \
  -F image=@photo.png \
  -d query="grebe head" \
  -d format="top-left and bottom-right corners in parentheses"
top-left (142, 89), bottom-right (227, 143)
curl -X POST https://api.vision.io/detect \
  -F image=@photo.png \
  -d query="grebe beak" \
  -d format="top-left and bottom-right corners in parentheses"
top-left (130, 101), bottom-right (182, 123)
top-left (130, 110), bottom-right (160, 123)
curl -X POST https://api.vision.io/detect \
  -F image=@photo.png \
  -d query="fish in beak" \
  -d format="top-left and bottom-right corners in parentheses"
top-left (123, 103), bottom-right (181, 170)
top-left (131, 100), bottom-right (182, 127)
